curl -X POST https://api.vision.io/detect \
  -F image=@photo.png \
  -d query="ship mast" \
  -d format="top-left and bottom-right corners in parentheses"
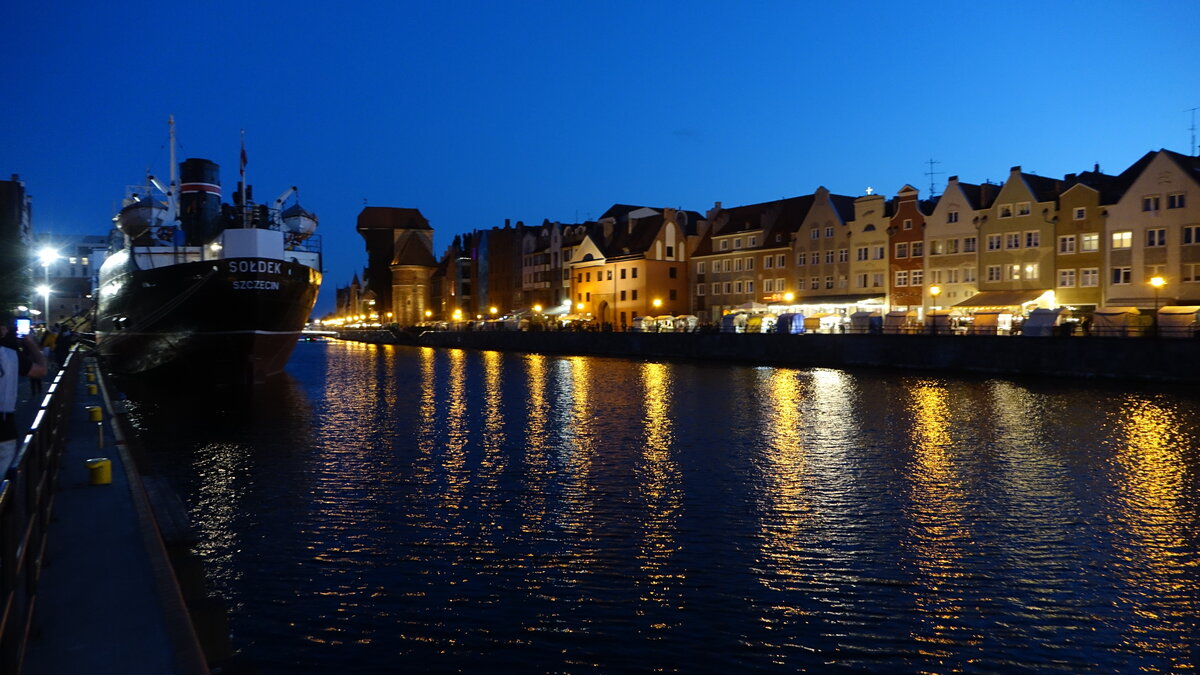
top-left (168, 115), bottom-right (178, 216)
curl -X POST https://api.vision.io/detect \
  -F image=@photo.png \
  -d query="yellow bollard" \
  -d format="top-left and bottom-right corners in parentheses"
top-left (86, 458), bottom-right (112, 485)
top-left (87, 384), bottom-right (98, 395)
top-left (86, 372), bottom-right (96, 382)
top-left (87, 406), bottom-right (103, 422)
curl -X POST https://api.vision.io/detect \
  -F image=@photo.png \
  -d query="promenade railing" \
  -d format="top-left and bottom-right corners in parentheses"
top-left (0, 347), bottom-right (81, 674)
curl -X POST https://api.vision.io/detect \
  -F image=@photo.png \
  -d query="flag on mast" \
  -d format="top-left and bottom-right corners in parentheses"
top-left (240, 129), bottom-right (248, 172)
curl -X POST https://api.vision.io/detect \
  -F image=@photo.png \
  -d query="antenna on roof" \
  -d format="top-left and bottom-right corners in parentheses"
top-left (925, 158), bottom-right (944, 197)
top-left (1187, 106), bottom-right (1199, 156)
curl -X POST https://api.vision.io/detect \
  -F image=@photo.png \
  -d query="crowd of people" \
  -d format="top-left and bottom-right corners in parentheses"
top-left (0, 314), bottom-right (74, 472)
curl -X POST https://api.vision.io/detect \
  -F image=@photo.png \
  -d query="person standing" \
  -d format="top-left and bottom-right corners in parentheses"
top-left (2, 311), bottom-right (48, 472)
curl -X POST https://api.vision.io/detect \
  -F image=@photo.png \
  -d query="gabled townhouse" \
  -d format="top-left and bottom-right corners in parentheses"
top-left (791, 187), bottom-right (858, 311)
top-left (695, 201), bottom-right (765, 320)
top-left (847, 191), bottom-right (889, 309)
top-left (520, 221), bottom-right (555, 311)
top-left (1053, 167), bottom-right (1122, 311)
top-left (970, 166), bottom-right (1060, 317)
top-left (925, 176), bottom-right (990, 311)
top-left (569, 205), bottom-right (697, 327)
top-left (1103, 149), bottom-right (1200, 308)
top-left (887, 185), bottom-right (930, 311)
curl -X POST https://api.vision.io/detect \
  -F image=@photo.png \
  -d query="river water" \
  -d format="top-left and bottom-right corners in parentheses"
top-left (125, 340), bottom-right (1200, 673)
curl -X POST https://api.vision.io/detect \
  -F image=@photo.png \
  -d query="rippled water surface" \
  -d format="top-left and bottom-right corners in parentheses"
top-left (126, 341), bottom-right (1200, 673)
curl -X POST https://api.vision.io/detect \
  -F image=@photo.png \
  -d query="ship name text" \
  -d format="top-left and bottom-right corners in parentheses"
top-left (233, 280), bottom-right (281, 290)
top-left (228, 260), bottom-right (283, 274)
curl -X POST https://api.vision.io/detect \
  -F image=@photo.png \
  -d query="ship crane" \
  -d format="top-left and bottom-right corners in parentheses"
top-left (274, 186), bottom-right (298, 209)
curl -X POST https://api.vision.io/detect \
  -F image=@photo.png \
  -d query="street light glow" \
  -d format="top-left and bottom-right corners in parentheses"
top-left (38, 247), bottom-right (59, 267)
top-left (1150, 276), bottom-right (1166, 289)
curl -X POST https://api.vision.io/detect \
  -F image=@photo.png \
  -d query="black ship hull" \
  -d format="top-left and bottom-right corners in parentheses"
top-left (96, 255), bottom-right (321, 384)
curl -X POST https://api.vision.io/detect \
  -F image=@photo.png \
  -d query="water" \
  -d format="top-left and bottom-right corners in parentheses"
top-left (125, 340), bottom-right (1200, 673)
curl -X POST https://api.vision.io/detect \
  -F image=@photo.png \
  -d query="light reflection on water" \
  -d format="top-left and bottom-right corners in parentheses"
top-left (125, 341), bottom-right (1200, 673)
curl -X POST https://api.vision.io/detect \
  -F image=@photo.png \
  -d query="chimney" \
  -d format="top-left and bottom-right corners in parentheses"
top-left (1094, 163), bottom-right (1100, 173)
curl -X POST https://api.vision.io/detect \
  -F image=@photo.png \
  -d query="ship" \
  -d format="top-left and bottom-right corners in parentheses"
top-left (96, 120), bottom-right (322, 384)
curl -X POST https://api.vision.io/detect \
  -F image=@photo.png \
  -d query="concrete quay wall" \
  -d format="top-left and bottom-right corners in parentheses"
top-left (395, 331), bottom-right (1200, 384)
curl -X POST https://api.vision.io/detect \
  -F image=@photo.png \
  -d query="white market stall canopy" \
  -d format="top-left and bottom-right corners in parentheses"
top-left (1157, 305), bottom-right (1200, 338)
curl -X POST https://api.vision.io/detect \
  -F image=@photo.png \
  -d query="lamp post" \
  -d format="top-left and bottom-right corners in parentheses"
top-left (929, 285), bottom-right (942, 335)
top-left (38, 247), bottom-right (58, 325)
top-left (1150, 276), bottom-right (1165, 337)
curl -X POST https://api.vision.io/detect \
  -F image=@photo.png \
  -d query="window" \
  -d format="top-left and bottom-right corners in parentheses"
top-left (1073, 207), bottom-right (1086, 220)
top-left (720, 239), bottom-right (729, 250)
top-left (723, 260), bottom-right (731, 272)
top-left (666, 245), bottom-right (674, 258)
top-left (903, 219), bottom-right (913, 230)
top-left (632, 268), bottom-right (638, 278)
top-left (825, 226), bottom-right (834, 238)
top-left (1025, 231), bottom-right (1040, 248)
top-left (1168, 193), bottom-right (1186, 209)
top-left (764, 279), bottom-right (774, 293)
top-left (838, 249), bottom-right (848, 263)
top-left (697, 262), bottom-right (706, 274)
top-left (1145, 265), bottom-right (1165, 282)
top-left (734, 238), bottom-right (743, 249)
top-left (987, 265), bottom-right (1002, 282)
top-left (723, 283), bottom-right (731, 294)
top-left (872, 272), bottom-right (884, 287)
top-left (894, 270), bottom-right (909, 287)
top-left (1006, 232), bottom-right (1021, 249)
top-left (712, 282), bottom-right (721, 295)
top-left (824, 276), bottom-right (834, 289)
top-left (735, 258), bottom-right (744, 272)
top-left (856, 247), bottom-right (868, 261)
top-left (746, 257), bottom-right (754, 270)
top-left (586, 292), bottom-right (591, 301)
top-left (811, 276), bottom-right (819, 289)
top-left (749, 235), bottom-right (758, 246)
top-left (1080, 268), bottom-right (1099, 287)
top-left (1112, 231), bottom-right (1132, 249)
top-left (948, 211), bottom-right (959, 223)
top-left (620, 290), bottom-right (627, 301)
top-left (1058, 269), bottom-right (1075, 287)
top-left (1184, 263), bottom-right (1200, 282)
top-left (1007, 264), bottom-right (1022, 281)
top-left (621, 268), bottom-right (627, 279)
top-left (895, 242), bottom-right (908, 258)
top-left (824, 250), bottom-right (834, 264)
top-left (585, 272), bottom-right (591, 282)
top-left (577, 273), bottom-right (583, 283)
top-left (911, 241), bottom-right (924, 257)
top-left (606, 270), bottom-right (612, 280)
top-left (764, 256), bottom-right (774, 269)
top-left (1081, 233), bottom-right (1100, 252)
top-left (696, 285), bottom-right (705, 296)
top-left (856, 273), bottom-right (868, 288)
top-left (999, 204), bottom-right (1013, 218)
top-left (734, 281), bottom-right (743, 293)
top-left (746, 282), bottom-right (754, 293)
top-left (777, 254), bottom-right (786, 267)
top-left (911, 269), bottom-right (924, 286)
top-left (987, 234), bottom-right (1002, 251)
top-left (796, 252), bottom-right (806, 266)
top-left (872, 246), bottom-right (885, 259)
top-left (963, 236), bottom-right (976, 253)
top-left (776, 278), bottom-right (785, 292)
top-left (963, 267), bottom-right (976, 283)
top-left (669, 266), bottom-right (678, 278)
top-left (947, 269), bottom-right (959, 283)
top-left (811, 228), bottom-right (820, 240)
top-left (1143, 195), bottom-right (1161, 212)
top-left (1146, 228), bottom-right (1166, 247)
top-left (1058, 235), bottom-right (1076, 254)
top-left (1111, 267), bottom-right (1131, 284)
top-left (1025, 263), bottom-right (1039, 280)
top-left (1017, 202), bottom-right (1031, 216)
top-left (1185, 226), bottom-right (1200, 245)
top-left (930, 239), bottom-right (943, 255)
top-left (837, 275), bottom-right (847, 289)
top-left (930, 269), bottom-right (943, 283)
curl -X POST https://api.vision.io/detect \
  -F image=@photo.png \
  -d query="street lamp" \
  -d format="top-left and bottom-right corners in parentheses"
top-left (1150, 276), bottom-right (1165, 336)
top-left (929, 285), bottom-right (942, 335)
top-left (652, 298), bottom-right (662, 311)
top-left (38, 247), bottom-right (58, 324)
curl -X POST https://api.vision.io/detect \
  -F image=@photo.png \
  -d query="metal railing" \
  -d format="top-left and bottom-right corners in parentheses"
top-left (0, 348), bottom-right (81, 674)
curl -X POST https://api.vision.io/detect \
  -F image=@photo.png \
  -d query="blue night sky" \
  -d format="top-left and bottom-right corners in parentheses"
top-left (4, 1), bottom-right (1198, 315)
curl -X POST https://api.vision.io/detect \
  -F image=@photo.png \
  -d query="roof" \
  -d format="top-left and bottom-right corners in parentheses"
top-left (357, 206), bottom-right (430, 231)
top-left (954, 289), bottom-right (1048, 308)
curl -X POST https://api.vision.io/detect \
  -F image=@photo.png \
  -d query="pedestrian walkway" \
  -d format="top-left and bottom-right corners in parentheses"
top-left (16, 354), bottom-right (207, 674)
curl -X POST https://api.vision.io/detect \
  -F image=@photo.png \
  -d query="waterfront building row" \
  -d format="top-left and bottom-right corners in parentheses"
top-left (332, 148), bottom-right (1200, 329)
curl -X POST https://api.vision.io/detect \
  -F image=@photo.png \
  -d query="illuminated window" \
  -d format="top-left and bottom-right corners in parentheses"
top-left (1081, 233), bottom-right (1099, 252)
top-left (1112, 231), bottom-right (1132, 249)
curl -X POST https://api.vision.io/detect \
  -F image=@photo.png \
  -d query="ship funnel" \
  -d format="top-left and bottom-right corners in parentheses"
top-left (179, 158), bottom-right (222, 245)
